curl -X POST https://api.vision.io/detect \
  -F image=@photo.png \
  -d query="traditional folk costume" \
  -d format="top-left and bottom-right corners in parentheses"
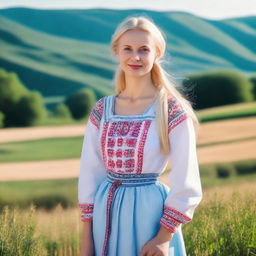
top-left (78, 94), bottom-right (203, 256)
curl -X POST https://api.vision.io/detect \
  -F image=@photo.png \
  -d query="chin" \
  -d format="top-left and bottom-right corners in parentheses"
top-left (127, 72), bottom-right (147, 78)
top-left (127, 68), bottom-right (150, 76)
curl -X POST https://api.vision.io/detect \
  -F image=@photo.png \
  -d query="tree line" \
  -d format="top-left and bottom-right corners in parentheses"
top-left (0, 68), bottom-right (255, 128)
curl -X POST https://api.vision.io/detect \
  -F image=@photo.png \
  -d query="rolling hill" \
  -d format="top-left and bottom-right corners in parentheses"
top-left (0, 8), bottom-right (256, 107)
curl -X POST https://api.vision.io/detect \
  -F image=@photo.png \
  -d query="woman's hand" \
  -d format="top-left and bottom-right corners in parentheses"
top-left (140, 225), bottom-right (174, 256)
top-left (140, 236), bottom-right (170, 256)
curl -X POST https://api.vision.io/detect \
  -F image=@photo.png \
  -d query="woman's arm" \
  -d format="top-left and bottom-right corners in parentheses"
top-left (78, 97), bottom-right (106, 256)
top-left (79, 222), bottom-right (94, 256)
top-left (78, 97), bottom-right (106, 222)
top-left (159, 114), bottom-right (203, 234)
top-left (141, 97), bottom-right (203, 256)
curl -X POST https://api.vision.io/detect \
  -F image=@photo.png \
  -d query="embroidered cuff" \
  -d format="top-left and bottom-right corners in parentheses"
top-left (160, 205), bottom-right (192, 233)
top-left (79, 203), bottom-right (94, 222)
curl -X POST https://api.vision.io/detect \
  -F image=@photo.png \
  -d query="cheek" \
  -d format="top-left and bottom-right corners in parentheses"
top-left (119, 53), bottom-right (130, 62)
top-left (144, 54), bottom-right (155, 65)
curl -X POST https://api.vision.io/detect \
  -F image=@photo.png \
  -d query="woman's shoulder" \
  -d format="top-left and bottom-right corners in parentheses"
top-left (89, 96), bottom-right (108, 128)
top-left (167, 95), bottom-right (185, 114)
top-left (166, 95), bottom-right (189, 133)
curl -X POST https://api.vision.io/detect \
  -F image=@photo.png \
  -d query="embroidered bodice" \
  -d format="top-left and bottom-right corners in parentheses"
top-left (78, 94), bottom-right (203, 233)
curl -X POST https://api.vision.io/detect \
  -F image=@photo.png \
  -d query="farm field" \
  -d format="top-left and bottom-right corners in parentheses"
top-left (0, 104), bottom-right (255, 255)
top-left (0, 117), bottom-right (256, 181)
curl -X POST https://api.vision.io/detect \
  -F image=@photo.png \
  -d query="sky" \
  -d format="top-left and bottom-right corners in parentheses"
top-left (0, 0), bottom-right (256, 20)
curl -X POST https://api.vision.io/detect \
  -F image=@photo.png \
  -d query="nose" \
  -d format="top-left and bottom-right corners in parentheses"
top-left (132, 51), bottom-right (140, 61)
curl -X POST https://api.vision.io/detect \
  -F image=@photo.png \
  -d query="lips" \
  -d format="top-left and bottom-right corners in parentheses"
top-left (128, 64), bottom-right (142, 70)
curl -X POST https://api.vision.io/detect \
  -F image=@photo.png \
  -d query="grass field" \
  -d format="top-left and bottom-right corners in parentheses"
top-left (1, 115), bottom-right (256, 162)
top-left (0, 101), bottom-right (256, 255)
top-left (1, 170), bottom-right (255, 210)
top-left (1, 176), bottom-right (255, 256)
top-left (198, 101), bottom-right (256, 122)
top-left (0, 114), bottom-right (255, 181)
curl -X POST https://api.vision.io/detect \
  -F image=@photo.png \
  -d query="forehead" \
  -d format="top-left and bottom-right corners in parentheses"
top-left (118, 29), bottom-right (155, 47)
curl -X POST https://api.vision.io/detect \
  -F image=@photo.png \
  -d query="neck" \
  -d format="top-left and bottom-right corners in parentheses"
top-left (120, 73), bottom-right (158, 99)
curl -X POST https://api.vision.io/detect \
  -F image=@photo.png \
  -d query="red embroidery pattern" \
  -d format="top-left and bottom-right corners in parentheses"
top-left (167, 97), bottom-right (188, 134)
top-left (89, 97), bottom-right (105, 129)
top-left (102, 180), bottom-right (122, 256)
top-left (160, 205), bottom-right (192, 233)
top-left (136, 120), bottom-right (151, 174)
top-left (79, 203), bottom-right (94, 222)
top-left (101, 120), bottom-right (151, 174)
top-left (101, 122), bottom-right (110, 170)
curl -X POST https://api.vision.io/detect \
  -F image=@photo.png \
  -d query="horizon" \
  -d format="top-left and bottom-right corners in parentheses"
top-left (0, 0), bottom-right (256, 20)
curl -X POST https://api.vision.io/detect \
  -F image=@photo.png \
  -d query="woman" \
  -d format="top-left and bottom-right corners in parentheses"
top-left (78, 15), bottom-right (203, 256)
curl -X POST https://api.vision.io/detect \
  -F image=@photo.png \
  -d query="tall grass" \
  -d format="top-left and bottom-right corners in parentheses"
top-left (0, 204), bottom-right (47, 256)
top-left (184, 190), bottom-right (256, 255)
top-left (0, 204), bottom-right (80, 256)
top-left (0, 184), bottom-right (255, 255)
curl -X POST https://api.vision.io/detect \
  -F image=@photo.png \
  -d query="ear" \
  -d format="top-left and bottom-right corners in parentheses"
top-left (155, 49), bottom-right (160, 61)
top-left (114, 49), bottom-right (119, 59)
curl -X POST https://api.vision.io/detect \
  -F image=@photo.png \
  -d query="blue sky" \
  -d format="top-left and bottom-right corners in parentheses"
top-left (0, 0), bottom-right (256, 20)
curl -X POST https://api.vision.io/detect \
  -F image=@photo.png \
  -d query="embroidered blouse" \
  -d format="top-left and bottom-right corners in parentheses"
top-left (78, 94), bottom-right (203, 233)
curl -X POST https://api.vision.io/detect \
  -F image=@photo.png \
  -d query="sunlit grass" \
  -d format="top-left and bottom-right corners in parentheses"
top-left (1, 181), bottom-right (255, 256)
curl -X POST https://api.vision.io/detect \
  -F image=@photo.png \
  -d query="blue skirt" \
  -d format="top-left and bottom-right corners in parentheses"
top-left (92, 171), bottom-right (187, 256)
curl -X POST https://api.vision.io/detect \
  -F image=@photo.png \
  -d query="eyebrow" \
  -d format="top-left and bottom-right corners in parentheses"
top-left (123, 45), bottom-right (150, 48)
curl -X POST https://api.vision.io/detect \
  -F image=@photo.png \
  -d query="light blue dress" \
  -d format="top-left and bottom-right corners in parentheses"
top-left (78, 95), bottom-right (203, 256)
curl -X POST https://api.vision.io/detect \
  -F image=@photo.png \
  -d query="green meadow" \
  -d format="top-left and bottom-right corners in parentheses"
top-left (0, 94), bottom-right (256, 255)
top-left (1, 101), bottom-right (256, 163)
top-left (0, 175), bottom-right (255, 256)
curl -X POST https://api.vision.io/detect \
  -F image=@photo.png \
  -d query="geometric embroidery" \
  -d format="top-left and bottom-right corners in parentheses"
top-left (101, 120), bottom-right (152, 174)
top-left (89, 97), bottom-right (105, 129)
top-left (79, 203), bottom-right (94, 222)
top-left (168, 97), bottom-right (188, 134)
top-left (160, 205), bottom-right (192, 233)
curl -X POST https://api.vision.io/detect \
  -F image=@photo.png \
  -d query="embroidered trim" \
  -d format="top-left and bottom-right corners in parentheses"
top-left (101, 122), bottom-right (110, 170)
top-left (160, 205), bottom-right (192, 233)
top-left (89, 97), bottom-right (105, 129)
top-left (101, 119), bottom-right (151, 174)
top-left (136, 120), bottom-right (152, 174)
top-left (102, 180), bottom-right (122, 256)
top-left (79, 203), bottom-right (94, 222)
top-left (167, 97), bottom-right (188, 134)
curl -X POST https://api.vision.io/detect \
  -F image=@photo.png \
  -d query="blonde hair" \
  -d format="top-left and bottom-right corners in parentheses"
top-left (110, 15), bottom-right (200, 155)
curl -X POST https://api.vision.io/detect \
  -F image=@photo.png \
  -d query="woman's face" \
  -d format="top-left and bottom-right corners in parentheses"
top-left (115, 29), bottom-right (158, 77)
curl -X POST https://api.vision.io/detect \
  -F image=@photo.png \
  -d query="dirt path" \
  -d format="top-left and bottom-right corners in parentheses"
top-left (0, 117), bottom-right (256, 181)
top-left (0, 159), bottom-right (80, 181)
top-left (198, 138), bottom-right (256, 164)
top-left (0, 158), bottom-right (170, 183)
top-left (0, 124), bottom-right (85, 143)
top-left (1, 117), bottom-right (256, 145)
top-left (1, 137), bottom-right (255, 181)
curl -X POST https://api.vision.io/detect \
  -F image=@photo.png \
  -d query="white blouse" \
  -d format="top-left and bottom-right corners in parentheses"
top-left (78, 94), bottom-right (203, 233)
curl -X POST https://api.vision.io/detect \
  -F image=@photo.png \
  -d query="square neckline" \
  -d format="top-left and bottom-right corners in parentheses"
top-left (111, 94), bottom-right (158, 117)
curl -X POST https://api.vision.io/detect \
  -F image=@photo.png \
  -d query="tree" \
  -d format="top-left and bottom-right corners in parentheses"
top-left (183, 70), bottom-right (254, 109)
top-left (53, 103), bottom-right (72, 120)
top-left (250, 76), bottom-right (256, 100)
top-left (0, 112), bottom-right (4, 128)
top-left (14, 91), bottom-right (47, 126)
top-left (0, 68), bottom-right (48, 127)
top-left (65, 88), bottom-right (96, 120)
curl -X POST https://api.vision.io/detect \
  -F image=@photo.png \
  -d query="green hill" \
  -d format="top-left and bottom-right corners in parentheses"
top-left (0, 8), bottom-right (255, 107)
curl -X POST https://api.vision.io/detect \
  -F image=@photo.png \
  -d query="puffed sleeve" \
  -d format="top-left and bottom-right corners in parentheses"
top-left (159, 97), bottom-right (203, 233)
top-left (78, 96), bottom-right (107, 222)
